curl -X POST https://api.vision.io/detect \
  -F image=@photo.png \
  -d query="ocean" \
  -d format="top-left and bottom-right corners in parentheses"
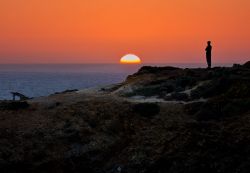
top-left (0, 63), bottom-right (232, 100)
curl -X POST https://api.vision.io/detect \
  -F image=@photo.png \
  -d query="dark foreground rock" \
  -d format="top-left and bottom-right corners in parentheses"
top-left (0, 61), bottom-right (250, 173)
top-left (0, 101), bottom-right (29, 110)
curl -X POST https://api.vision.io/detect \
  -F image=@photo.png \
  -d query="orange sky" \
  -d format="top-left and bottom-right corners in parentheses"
top-left (0, 0), bottom-right (249, 64)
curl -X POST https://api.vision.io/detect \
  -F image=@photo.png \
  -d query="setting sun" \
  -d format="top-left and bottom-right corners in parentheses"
top-left (120, 54), bottom-right (141, 64)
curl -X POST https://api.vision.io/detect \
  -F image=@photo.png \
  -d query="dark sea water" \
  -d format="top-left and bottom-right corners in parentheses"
top-left (0, 63), bottom-right (232, 100)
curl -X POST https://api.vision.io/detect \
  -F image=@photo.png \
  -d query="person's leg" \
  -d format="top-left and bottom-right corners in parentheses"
top-left (206, 55), bottom-right (211, 68)
top-left (208, 55), bottom-right (211, 68)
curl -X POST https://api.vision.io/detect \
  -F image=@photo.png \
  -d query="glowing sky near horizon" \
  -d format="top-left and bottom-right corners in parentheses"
top-left (0, 0), bottom-right (249, 64)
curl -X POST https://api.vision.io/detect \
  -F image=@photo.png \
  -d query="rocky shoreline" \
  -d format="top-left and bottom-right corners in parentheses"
top-left (0, 61), bottom-right (250, 173)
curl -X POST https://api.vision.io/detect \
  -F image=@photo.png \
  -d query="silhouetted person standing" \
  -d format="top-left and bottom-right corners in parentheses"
top-left (205, 41), bottom-right (212, 68)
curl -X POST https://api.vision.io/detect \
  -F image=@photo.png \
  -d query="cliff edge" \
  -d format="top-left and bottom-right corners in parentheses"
top-left (0, 62), bottom-right (250, 173)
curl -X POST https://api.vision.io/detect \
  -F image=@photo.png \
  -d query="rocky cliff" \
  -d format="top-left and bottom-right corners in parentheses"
top-left (0, 62), bottom-right (250, 173)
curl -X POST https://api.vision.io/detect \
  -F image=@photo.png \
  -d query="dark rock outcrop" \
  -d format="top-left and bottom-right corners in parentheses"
top-left (243, 61), bottom-right (250, 68)
top-left (119, 63), bottom-right (250, 103)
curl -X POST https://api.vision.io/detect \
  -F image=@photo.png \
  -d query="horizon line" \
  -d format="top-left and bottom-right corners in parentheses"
top-left (0, 62), bottom-right (239, 65)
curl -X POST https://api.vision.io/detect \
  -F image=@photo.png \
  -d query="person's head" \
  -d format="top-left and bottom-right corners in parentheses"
top-left (207, 41), bottom-right (211, 45)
